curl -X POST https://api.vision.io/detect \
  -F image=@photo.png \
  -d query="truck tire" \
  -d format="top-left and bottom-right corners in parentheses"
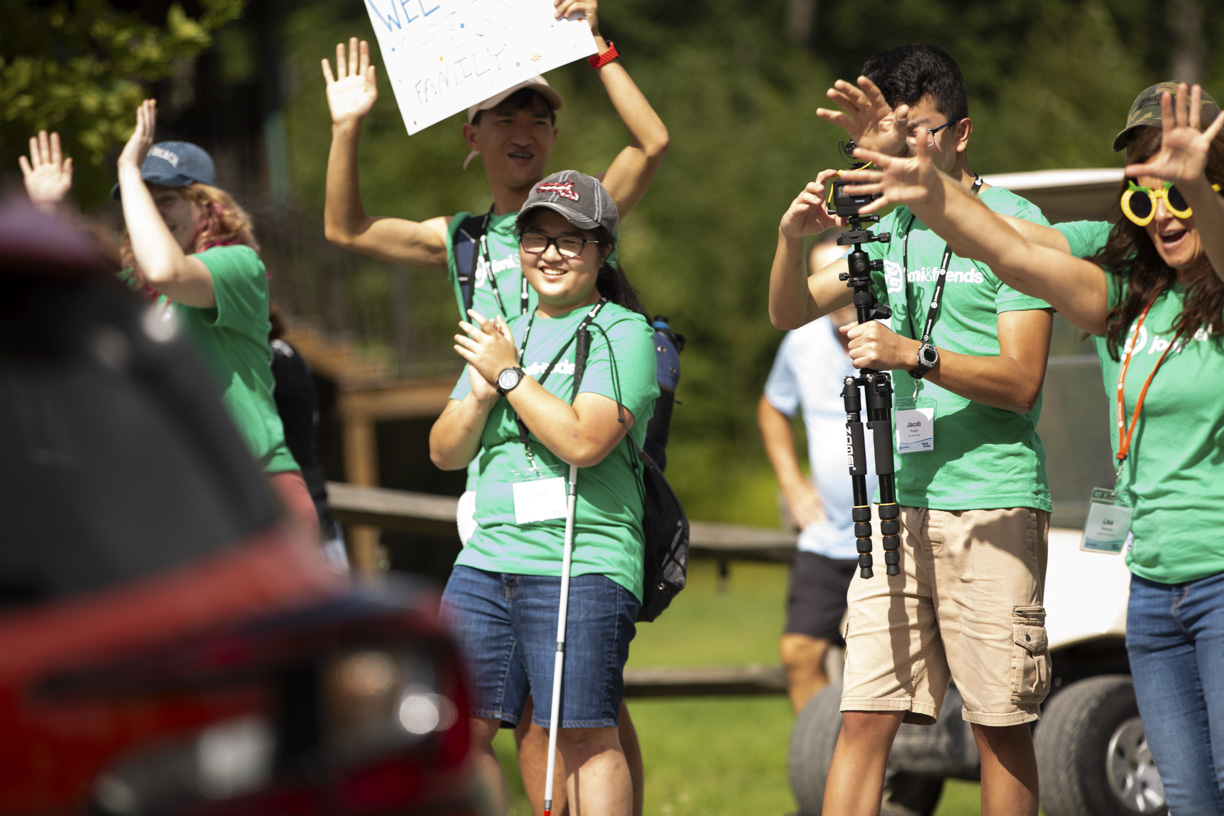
top-left (789, 684), bottom-right (842, 813)
top-left (1035, 674), bottom-right (1166, 816)
top-left (789, 684), bottom-right (943, 816)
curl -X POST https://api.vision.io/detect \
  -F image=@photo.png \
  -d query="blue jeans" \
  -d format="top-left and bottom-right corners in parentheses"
top-left (440, 566), bottom-right (638, 729)
top-left (1126, 571), bottom-right (1224, 815)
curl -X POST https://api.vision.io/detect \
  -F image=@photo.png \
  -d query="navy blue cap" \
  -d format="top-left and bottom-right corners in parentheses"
top-left (111, 141), bottom-right (217, 199)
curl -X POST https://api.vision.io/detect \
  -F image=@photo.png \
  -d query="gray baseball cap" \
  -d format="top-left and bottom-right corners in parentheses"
top-left (515, 170), bottom-right (619, 235)
top-left (1112, 81), bottom-right (1222, 152)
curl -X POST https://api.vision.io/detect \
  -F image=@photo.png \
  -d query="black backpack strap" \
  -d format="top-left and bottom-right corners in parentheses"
top-left (453, 211), bottom-right (491, 316)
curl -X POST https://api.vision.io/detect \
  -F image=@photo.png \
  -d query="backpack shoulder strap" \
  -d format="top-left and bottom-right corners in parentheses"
top-left (453, 211), bottom-right (491, 316)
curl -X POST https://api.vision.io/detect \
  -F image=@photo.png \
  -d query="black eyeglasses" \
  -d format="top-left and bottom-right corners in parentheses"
top-left (906, 119), bottom-right (957, 147)
top-left (518, 230), bottom-right (602, 259)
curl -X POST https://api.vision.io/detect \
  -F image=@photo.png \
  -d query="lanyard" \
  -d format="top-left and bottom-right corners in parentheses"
top-left (901, 175), bottom-right (983, 345)
top-left (1115, 295), bottom-right (1182, 475)
top-left (514, 299), bottom-right (607, 464)
top-left (479, 212), bottom-right (531, 320)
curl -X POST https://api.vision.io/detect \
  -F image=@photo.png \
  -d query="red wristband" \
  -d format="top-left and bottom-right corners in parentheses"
top-left (587, 40), bottom-right (619, 69)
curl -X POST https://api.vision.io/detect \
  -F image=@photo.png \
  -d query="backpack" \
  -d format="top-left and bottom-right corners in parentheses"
top-left (577, 317), bottom-right (689, 623)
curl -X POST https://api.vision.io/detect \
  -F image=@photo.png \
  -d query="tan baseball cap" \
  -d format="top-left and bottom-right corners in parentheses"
top-left (463, 76), bottom-right (564, 170)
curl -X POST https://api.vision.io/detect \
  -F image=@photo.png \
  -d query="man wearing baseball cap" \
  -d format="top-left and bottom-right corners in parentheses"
top-left (319, 3), bottom-right (666, 814)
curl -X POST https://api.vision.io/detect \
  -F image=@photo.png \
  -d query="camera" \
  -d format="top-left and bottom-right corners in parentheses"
top-left (826, 176), bottom-right (882, 218)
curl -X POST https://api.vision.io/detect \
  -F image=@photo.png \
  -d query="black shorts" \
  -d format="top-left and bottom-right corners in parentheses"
top-left (784, 550), bottom-right (858, 642)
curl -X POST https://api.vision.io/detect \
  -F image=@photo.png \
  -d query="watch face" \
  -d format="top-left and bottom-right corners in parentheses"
top-left (497, 368), bottom-right (521, 392)
top-left (919, 345), bottom-right (939, 366)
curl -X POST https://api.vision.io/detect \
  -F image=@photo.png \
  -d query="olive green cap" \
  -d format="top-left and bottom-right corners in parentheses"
top-left (1112, 81), bottom-right (1221, 152)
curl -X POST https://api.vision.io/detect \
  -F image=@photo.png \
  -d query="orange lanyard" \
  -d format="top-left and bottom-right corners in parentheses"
top-left (1115, 297), bottom-right (1181, 468)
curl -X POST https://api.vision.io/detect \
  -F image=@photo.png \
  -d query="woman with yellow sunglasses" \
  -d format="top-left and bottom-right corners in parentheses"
top-left (839, 81), bottom-right (1224, 816)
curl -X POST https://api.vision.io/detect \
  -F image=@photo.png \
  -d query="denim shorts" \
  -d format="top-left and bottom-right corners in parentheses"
top-left (440, 566), bottom-right (639, 729)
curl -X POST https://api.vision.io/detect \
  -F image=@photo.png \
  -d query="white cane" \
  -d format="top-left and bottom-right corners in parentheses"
top-left (541, 326), bottom-right (592, 816)
top-left (542, 461), bottom-right (578, 816)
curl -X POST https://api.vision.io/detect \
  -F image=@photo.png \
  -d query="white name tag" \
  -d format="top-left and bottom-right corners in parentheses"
top-left (1081, 487), bottom-right (1132, 554)
top-left (512, 467), bottom-right (568, 525)
top-left (896, 401), bottom-right (936, 454)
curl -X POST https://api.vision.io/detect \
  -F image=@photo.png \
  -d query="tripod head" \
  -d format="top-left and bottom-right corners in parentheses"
top-left (835, 214), bottom-right (892, 326)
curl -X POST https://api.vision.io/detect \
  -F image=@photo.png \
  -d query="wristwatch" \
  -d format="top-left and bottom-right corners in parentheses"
top-left (911, 343), bottom-right (940, 380)
top-left (496, 366), bottom-right (526, 395)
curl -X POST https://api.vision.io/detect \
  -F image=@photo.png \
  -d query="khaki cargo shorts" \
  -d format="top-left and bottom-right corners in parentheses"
top-left (840, 506), bottom-right (1051, 726)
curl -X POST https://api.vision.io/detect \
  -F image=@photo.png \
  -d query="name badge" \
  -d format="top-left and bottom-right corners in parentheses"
top-left (1081, 487), bottom-right (1133, 554)
top-left (511, 466), bottom-right (569, 525)
top-left (895, 399), bottom-right (936, 454)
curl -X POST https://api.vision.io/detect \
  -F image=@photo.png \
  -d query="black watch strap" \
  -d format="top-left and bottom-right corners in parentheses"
top-left (911, 343), bottom-right (938, 379)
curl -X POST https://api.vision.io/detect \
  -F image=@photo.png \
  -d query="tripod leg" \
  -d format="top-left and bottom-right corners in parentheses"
top-left (865, 373), bottom-right (901, 576)
top-left (842, 375), bottom-right (874, 578)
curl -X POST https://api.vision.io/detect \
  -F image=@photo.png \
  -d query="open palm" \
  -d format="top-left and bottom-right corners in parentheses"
top-left (322, 38), bottom-right (378, 125)
top-left (818, 76), bottom-right (907, 157)
top-left (19, 130), bottom-right (73, 209)
top-left (1126, 84), bottom-right (1224, 185)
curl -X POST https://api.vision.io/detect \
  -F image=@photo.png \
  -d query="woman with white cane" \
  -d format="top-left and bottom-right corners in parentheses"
top-left (430, 171), bottom-right (657, 816)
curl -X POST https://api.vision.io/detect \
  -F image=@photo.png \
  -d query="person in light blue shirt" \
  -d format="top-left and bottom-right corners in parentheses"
top-left (760, 237), bottom-right (877, 714)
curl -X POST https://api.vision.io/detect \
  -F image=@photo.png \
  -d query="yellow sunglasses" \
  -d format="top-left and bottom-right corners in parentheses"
top-left (1121, 180), bottom-right (1222, 226)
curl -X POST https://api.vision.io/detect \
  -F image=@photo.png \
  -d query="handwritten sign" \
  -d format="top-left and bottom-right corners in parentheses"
top-left (363, 0), bottom-right (597, 135)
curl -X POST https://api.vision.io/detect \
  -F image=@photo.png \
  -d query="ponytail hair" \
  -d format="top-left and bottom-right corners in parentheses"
top-left (591, 226), bottom-right (649, 319)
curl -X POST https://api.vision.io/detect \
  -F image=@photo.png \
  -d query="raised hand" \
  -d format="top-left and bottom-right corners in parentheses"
top-left (19, 130), bottom-right (73, 212)
top-left (556, 0), bottom-right (599, 36)
top-left (322, 38), bottom-right (378, 126)
top-left (817, 76), bottom-right (908, 158)
top-left (118, 99), bottom-right (157, 173)
top-left (1124, 83), bottom-right (1224, 187)
top-left (779, 169), bottom-right (844, 240)
top-left (835, 137), bottom-right (944, 217)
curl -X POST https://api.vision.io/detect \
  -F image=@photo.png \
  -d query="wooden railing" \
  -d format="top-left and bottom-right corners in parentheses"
top-left (325, 481), bottom-right (792, 696)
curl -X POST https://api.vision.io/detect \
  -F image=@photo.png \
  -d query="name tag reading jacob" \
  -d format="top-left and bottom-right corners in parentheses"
top-left (895, 399), bottom-right (936, 454)
top-left (511, 466), bottom-right (568, 525)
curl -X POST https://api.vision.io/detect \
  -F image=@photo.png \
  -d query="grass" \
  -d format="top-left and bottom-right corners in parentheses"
top-left (490, 559), bottom-right (987, 815)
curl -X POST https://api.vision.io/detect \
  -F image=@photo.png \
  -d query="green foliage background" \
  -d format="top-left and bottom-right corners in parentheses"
top-left (3, 0), bottom-right (1222, 523)
top-left (0, 0), bottom-right (246, 204)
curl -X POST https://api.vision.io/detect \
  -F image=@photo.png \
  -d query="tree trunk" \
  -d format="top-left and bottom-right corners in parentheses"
top-left (1167, 0), bottom-right (1205, 84)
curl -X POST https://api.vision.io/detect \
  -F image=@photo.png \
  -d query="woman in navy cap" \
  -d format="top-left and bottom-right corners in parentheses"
top-left (13, 99), bottom-right (319, 538)
top-left (110, 99), bottom-right (316, 536)
top-left (430, 171), bottom-right (656, 816)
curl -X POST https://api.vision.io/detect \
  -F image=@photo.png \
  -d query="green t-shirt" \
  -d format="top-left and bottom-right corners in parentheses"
top-left (159, 245), bottom-right (296, 473)
top-left (1054, 219), bottom-right (1112, 259)
top-left (1092, 275), bottom-right (1224, 584)
top-left (445, 211), bottom-right (622, 493)
top-left (449, 302), bottom-right (659, 599)
top-left (864, 187), bottom-right (1052, 512)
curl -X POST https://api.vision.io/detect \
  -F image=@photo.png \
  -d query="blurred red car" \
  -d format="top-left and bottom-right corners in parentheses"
top-left (0, 200), bottom-right (481, 816)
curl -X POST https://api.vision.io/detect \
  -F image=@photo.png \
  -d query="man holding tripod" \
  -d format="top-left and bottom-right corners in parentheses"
top-left (768, 44), bottom-right (1054, 816)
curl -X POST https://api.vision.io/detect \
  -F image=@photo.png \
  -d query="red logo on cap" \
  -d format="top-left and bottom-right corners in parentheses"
top-left (537, 181), bottom-right (579, 201)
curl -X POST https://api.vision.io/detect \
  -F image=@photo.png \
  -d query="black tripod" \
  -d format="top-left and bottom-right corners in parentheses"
top-left (837, 215), bottom-right (901, 578)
